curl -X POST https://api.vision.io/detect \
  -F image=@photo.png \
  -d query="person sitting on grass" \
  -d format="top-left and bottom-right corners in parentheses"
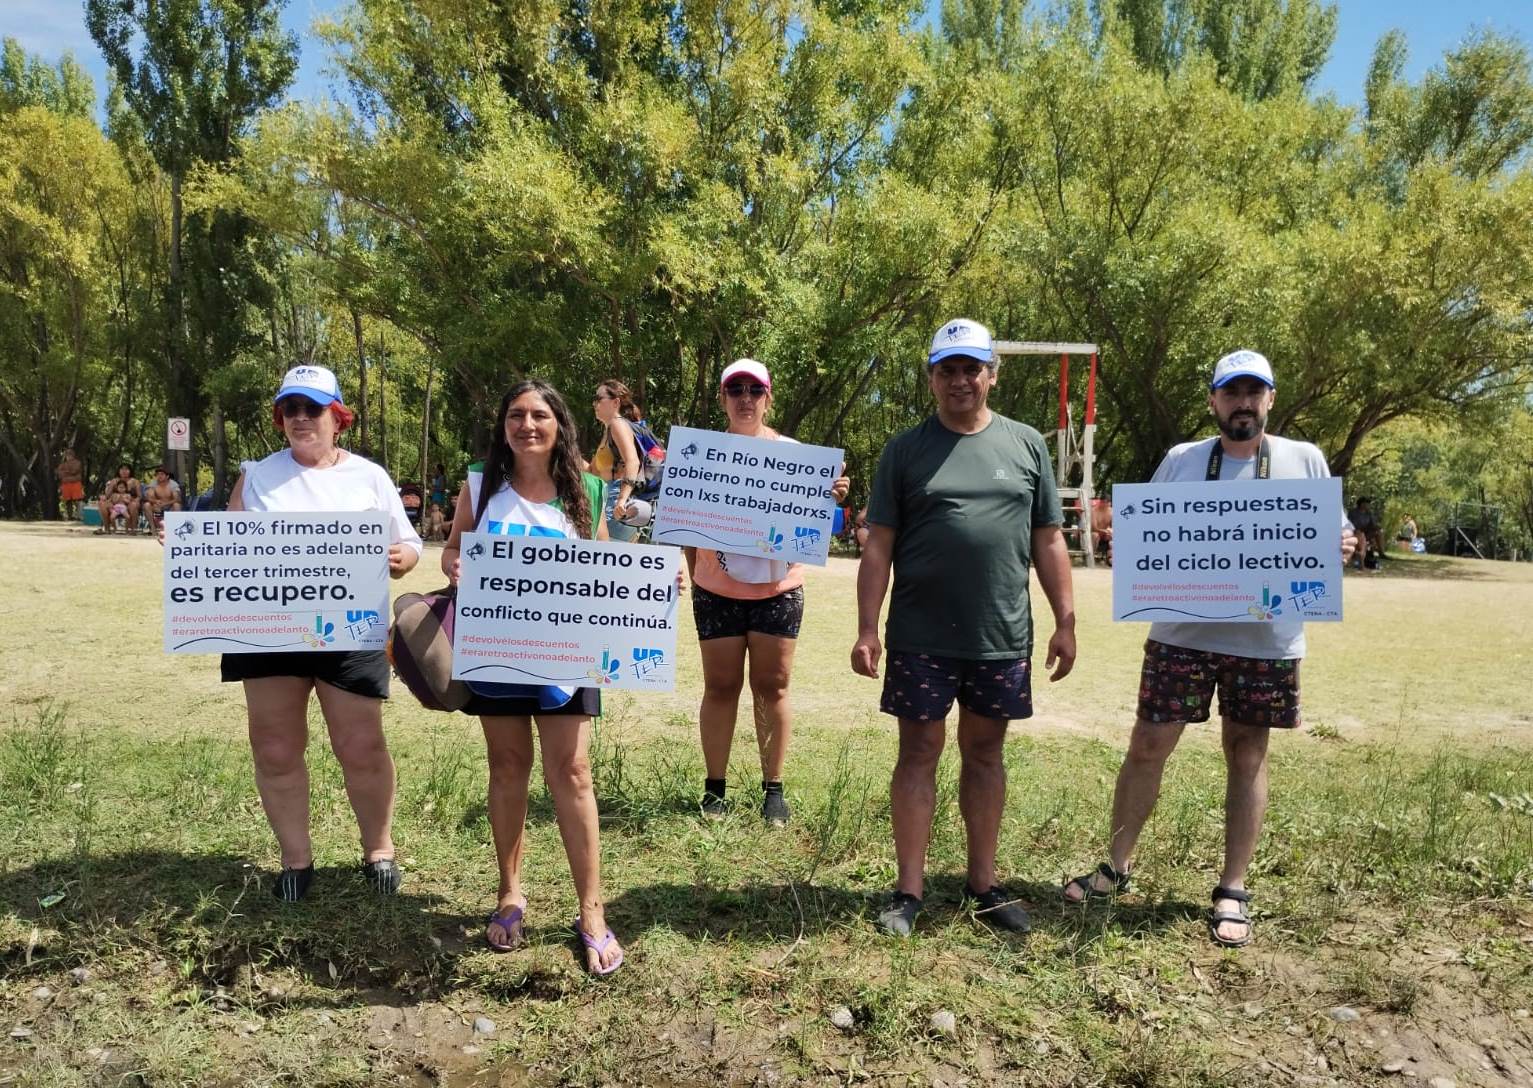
top-left (1348, 496), bottom-right (1384, 568)
top-left (97, 464), bottom-right (140, 534)
top-left (142, 466), bottom-right (182, 530)
top-left (1061, 349), bottom-right (1357, 949)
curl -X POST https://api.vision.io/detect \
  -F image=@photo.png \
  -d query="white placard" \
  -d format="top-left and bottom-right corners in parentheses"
top-left (1111, 478), bottom-right (1344, 623)
top-left (167, 417), bottom-right (190, 451)
top-left (163, 511), bottom-right (390, 653)
top-left (650, 426), bottom-right (843, 565)
top-left (452, 533), bottom-right (680, 692)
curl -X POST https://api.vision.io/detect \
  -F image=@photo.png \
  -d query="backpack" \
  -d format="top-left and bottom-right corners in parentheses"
top-left (630, 419), bottom-right (666, 500)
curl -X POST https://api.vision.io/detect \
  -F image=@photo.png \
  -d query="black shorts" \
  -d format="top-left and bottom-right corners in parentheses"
top-left (219, 650), bottom-right (390, 700)
top-left (461, 687), bottom-right (602, 719)
top-left (692, 585), bottom-right (804, 641)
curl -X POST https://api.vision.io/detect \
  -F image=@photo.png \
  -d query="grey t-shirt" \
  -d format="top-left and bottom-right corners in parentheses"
top-left (1146, 434), bottom-right (1339, 661)
top-left (868, 413), bottom-right (1063, 659)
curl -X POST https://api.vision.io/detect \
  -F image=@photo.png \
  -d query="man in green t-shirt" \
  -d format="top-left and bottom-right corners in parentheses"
top-left (852, 318), bottom-right (1077, 937)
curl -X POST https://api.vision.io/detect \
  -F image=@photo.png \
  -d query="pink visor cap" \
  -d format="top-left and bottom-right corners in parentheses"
top-left (720, 358), bottom-right (771, 390)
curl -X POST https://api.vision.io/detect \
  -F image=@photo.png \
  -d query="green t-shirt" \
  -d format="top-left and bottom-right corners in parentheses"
top-left (867, 413), bottom-right (1063, 659)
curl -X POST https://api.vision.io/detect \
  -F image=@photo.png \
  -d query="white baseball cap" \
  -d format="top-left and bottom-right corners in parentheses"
top-left (274, 364), bottom-right (344, 406)
top-left (928, 318), bottom-right (994, 365)
top-left (1210, 350), bottom-right (1275, 390)
top-left (617, 498), bottom-right (653, 527)
top-left (720, 358), bottom-right (771, 389)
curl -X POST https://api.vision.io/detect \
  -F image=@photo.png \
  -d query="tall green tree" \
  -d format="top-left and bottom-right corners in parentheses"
top-left (86, 0), bottom-right (296, 500)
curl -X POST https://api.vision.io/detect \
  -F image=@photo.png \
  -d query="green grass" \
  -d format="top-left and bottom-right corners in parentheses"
top-left (1, 523), bottom-right (1532, 1086)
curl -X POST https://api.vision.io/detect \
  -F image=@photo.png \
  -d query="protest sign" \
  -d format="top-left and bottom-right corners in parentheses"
top-left (650, 426), bottom-right (843, 565)
top-left (453, 534), bottom-right (681, 692)
top-left (163, 511), bottom-right (390, 653)
top-left (1111, 478), bottom-right (1343, 623)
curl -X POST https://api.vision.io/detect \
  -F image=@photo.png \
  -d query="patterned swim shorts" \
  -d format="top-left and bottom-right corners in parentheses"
top-left (1136, 639), bottom-right (1301, 728)
top-left (880, 651), bottom-right (1032, 722)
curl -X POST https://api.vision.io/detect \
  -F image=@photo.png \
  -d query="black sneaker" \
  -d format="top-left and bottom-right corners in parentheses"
top-left (962, 884), bottom-right (1031, 933)
top-left (272, 866), bottom-right (315, 902)
top-left (361, 858), bottom-right (401, 895)
top-left (762, 790), bottom-right (790, 827)
top-left (877, 890), bottom-right (923, 937)
top-left (700, 793), bottom-right (726, 821)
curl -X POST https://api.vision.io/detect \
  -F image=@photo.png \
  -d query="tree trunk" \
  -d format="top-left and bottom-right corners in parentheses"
top-left (212, 399), bottom-right (228, 507)
top-left (352, 306), bottom-right (369, 453)
top-left (418, 355), bottom-right (434, 491)
top-left (167, 171), bottom-right (198, 500)
top-left (377, 338), bottom-right (388, 473)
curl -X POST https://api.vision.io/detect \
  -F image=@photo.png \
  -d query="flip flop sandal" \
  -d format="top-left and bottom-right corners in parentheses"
top-left (1063, 861), bottom-right (1131, 903)
top-left (572, 916), bottom-right (624, 976)
top-left (1209, 885), bottom-right (1253, 948)
top-left (486, 903), bottom-right (526, 952)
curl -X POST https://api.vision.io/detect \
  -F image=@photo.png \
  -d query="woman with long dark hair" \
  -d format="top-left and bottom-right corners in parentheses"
top-left (441, 379), bottom-right (623, 974)
top-left (588, 378), bottom-right (644, 542)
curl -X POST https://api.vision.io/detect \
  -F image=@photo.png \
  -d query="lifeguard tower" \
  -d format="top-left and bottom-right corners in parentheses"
top-left (992, 340), bottom-right (1100, 567)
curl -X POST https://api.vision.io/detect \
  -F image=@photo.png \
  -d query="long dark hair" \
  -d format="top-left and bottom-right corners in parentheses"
top-left (476, 379), bottom-right (592, 538)
top-left (597, 379), bottom-right (642, 423)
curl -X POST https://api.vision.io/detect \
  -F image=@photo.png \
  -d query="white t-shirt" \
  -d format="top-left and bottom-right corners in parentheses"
top-left (1146, 434), bottom-right (1340, 661)
top-left (238, 450), bottom-right (423, 555)
top-left (716, 434), bottom-right (800, 584)
top-left (467, 470), bottom-right (578, 538)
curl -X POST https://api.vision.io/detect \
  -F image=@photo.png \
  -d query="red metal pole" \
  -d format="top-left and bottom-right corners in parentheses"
top-left (1085, 352), bottom-right (1098, 425)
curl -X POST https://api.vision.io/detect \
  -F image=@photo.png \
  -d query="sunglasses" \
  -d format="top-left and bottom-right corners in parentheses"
top-left (723, 383), bottom-right (768, 399)
top-left (279, 398), bottom-right (326, 419)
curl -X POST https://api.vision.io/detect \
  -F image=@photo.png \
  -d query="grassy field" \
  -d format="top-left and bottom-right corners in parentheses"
top-left (2, 522), bottom-right (1531, 1087)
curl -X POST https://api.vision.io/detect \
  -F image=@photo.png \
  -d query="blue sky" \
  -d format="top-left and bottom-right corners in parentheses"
top-left (6, 0), bottom-right (1533, 112)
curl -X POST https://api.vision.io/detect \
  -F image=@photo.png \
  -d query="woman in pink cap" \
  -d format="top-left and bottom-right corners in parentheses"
top-left (684, 359), bottom-right (849, 825)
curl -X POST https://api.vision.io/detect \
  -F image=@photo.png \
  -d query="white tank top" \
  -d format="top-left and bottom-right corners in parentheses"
top-left (467, 469), bottom-right (578, 538)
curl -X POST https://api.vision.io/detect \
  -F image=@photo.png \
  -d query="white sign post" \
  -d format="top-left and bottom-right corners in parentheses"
top-left (1111, 478), bottom-right (1344, 623)
top-left (650, 426), bottom-right (843, 565)
top-left (453, 534), bottom-right (681, 692)
top-left (167, 417), bottom-right (190, 451)
top-left (163, 511), bottom-right (391, 653)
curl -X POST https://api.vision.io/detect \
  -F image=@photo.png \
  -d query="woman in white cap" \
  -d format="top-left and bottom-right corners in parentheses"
top-left (222, 364), bottom-right (422, 901)
top-left (441, 378), bottom-right (624, 975)
top-left (685, 359), bottom-right (849, 825)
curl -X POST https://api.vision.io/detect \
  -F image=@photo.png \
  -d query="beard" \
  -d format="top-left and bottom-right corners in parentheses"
top-left (1216, 408), bottom-right (1265, 441)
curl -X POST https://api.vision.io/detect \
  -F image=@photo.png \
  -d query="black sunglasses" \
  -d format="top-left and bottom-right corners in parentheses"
top-left (724, 383), bottom-right (768, 399)
top-left (279, 398), bottom-right (326, 419)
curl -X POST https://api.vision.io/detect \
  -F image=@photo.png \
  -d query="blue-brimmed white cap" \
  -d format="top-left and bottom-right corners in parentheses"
top-left (274, 364), bottom-right (343, 406)
top-left (1210, 350), bottom-right (1274, 390)
top-left (928, 318), bottom-right (994, 365)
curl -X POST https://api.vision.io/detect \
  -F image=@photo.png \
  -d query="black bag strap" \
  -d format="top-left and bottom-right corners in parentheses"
top-left (1207, 437), bottom-right (1270, 481)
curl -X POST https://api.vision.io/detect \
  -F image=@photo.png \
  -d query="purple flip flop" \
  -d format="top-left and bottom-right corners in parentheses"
top-left (572, 916), bottom-right (624, 976)
top-left (486, 903), bottom-right (525, 952)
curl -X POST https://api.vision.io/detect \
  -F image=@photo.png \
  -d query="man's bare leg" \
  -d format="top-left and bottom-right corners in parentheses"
top-left (1214, 716), bottom-right (1269, 943)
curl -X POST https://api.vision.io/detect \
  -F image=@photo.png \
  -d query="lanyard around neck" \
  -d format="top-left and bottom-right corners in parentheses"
top-left (1206, 436), bottom-right (1270, 481)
